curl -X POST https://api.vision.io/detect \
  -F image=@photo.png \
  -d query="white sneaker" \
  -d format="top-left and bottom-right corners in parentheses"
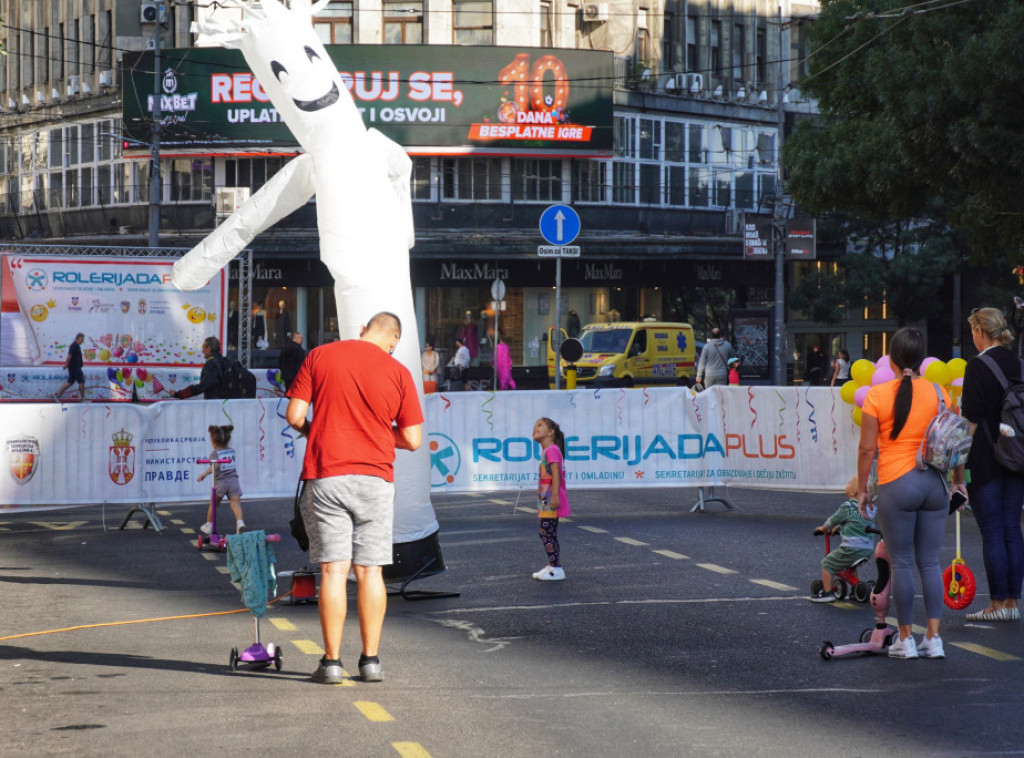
top-left (236, 520), bottom-right (246, 534)
top-left (199, 521), bottom-right (213, 535)
top-left (888, 635), bottom-right (919, 659)
top-left (533, 566), bottom-right (565, 581)
top-left (918, 635), bottom-right (945, 659)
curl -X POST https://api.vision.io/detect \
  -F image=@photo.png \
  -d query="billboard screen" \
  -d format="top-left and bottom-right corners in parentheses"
top-left (122, 46), bottom-right (614, 155)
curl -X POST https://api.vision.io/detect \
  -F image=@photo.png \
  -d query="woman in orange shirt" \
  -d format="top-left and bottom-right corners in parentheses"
top-left (856, 327), bottom-right (964, 660)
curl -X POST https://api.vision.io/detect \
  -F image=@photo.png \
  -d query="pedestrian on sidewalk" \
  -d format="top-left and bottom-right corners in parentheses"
top-left (532, 417), bottom-right (571, 581)
top-left (54, 332), bottom-right (86, 402)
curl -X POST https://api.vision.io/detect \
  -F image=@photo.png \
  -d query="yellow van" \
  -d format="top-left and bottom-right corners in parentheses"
top-left (547, 322), bottom-right (697, 388)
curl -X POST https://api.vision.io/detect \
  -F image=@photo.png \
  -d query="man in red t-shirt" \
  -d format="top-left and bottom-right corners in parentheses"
top-left (286, 312), bottom-right (423, 684)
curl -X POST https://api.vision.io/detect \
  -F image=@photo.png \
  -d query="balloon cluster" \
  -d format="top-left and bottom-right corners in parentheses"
top-left (106, 366), bottom-right (155, 392)
top-left (839, 355), bottom-right (967, 426)
top-left (266, 368), bottom-right (285, 394)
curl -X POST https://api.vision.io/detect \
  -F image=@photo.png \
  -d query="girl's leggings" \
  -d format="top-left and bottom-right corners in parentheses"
top-left (875, 466), bottom-right (948, 626)
top-left (539, 518), bottom-right (561, 567)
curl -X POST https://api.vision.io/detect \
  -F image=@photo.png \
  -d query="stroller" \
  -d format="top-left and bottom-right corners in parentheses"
top-left (225, 530), bottom-right (284, 671)
top-left (819, 528), bottom-right (898, 660)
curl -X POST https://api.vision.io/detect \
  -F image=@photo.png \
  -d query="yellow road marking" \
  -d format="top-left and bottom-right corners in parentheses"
top-left (181, 528), bottom-right (196, 535)
top-left (489, 499), bottom-right (510, 505)
top-left (949, 642), bottom-right (1021, 661)
top-left (696, 563), bottom-right (737, 574)
top-left (292, 639), bottom-right (325, 656)
top-left (170, 519), bottom-right (185, 525)
top-left (215, 566), bottom-right (230, 575)
top-left (615, 537), bottom-right (649, 546)
top-left (560, 517), bottom-right (572, 523)
top-left (516, 506), bottom-right (535, 515)
top-left (392, 742), bottom-right (432, 758)
top-left (652, 549), bottom-right (688, 560)
top-left (578, 525), bottom-right (608, 534)
top-left (833, 602), bottom-right (859, 610)
top-left (157, 510), bottom-right (171, 516)
top-left (750, 579), bottom-right (797, 591)
top-left (29, 521), bottom-right (87, 531)
top-left (269, 617), bottom-right (297, 631)
top-left (354, 701), bottom-right (394, 722)
top-left (200, 552), bottom-right (217, 561)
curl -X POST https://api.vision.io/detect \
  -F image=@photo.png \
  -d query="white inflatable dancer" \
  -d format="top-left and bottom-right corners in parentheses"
top-left (172, 0), bottom-right (438, 549)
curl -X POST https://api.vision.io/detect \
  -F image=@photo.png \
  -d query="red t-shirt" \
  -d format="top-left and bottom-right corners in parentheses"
top-left (287, 339), bottom-right (424, 483)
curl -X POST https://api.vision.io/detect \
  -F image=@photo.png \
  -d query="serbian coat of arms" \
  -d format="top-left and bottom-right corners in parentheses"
top-left (109, 427), bottom-right (135, 485)
top-left (6, 435), bottom-right (40, 485)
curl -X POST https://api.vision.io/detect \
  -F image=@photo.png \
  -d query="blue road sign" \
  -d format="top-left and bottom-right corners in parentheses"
top-left (539, 204), bottom-right (581, 246)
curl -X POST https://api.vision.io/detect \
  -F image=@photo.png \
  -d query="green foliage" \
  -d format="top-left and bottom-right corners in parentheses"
top-left (785, 0), bottom-right (1024, 259)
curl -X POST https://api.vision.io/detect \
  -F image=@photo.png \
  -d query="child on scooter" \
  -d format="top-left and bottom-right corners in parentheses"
top-left (809, 475), bottom-right (876, 603)
top-left (197, 424), bottom-right (246, 535)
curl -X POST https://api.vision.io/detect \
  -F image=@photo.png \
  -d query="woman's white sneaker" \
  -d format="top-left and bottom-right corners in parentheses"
top-left (887, 635), bottom-right (919, 659)
top-left (533, 566), bottom-right (565, 581)
top-left (918, 635), bottom-right (945, 659)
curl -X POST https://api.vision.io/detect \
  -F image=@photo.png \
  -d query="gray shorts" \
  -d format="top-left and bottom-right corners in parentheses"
top-left (302, 475), bottom-right (394, 565)
top-left (215, 474), bottom-right (242, 500)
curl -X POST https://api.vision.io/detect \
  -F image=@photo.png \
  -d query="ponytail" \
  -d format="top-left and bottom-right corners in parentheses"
top-left (541, 417), bottom-right (566, 457)
top-left (208, 424), bottom-right (234, 447)
top-left (887, 327), bottom-right (927, 441)
top-left (890, 375), bottom-right (913, 440)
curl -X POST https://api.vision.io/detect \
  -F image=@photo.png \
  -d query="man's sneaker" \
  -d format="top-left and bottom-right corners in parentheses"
top-left (311, 658), bottom-right (344, 684)
top-left (918, 635), bottom-right (945, 659)
top-left (236, 520), bottom-right (246, 534)
top-left (199, 521), bottom-right (213, 535)
top-left (809, 590), bottom-right (837, 603)
top-left (888, 635), bottom-right (919, 659)
top-left (52, 392), bottom-right (61, 403)
top-left (533, 566), bottom-right (565, 581)
top-left (358, 654), bottom-right (383, 683)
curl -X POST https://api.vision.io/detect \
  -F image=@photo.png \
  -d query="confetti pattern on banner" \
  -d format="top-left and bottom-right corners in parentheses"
top-left (81, 403), bottom-right (90, 438)
top-left (830, 391), bottom-right (838, 455)
top-left (691, 391), bottom-right (702, 423)
top-left (775, 390), bottom-right (786, 430)
top-left (568, 391), bottom-right (577, 409)
top-left (440, 394), bottom-right (451, 411)
top-left (481, 392), bottom-right (495, 431)
top-left (593, 388), bottom-right (601, 400)
top-left (616, 389), bottom-right (625, 426)
top-left (257, 398), bottom-right (267, 461)
top-left (795, 390), bottom-right (801, 445)
top-left (721, 392), bottom-right (728, 439)
top-left (274, 398), bottom-right (297, 459)
top-left (805, 386), bottom-right (818, 443)
top-left (221, 400), bottom-right (234, 426)
top-left (643, 388), bottom-right (650, 406)
top-left (747, 387), bottom-right (758, 429)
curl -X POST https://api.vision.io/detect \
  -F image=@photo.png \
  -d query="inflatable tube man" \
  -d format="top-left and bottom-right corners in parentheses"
top-left (171, 0), bottom-right (438, 548)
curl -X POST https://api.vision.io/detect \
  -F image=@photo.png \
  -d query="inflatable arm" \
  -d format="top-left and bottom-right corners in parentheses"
top-left (172, 153), bottom-right (316, 291)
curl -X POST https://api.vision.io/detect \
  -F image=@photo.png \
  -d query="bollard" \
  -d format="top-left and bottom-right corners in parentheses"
top-left (565, 365), bottom-right (577, 390)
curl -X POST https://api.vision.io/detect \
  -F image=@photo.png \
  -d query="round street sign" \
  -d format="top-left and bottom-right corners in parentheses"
top-left (490, 278), bottom-right (506, 302)
top-left (560, 338), bottom-right (584, 363)
top-left (539, 204), bottom-right (581, 246)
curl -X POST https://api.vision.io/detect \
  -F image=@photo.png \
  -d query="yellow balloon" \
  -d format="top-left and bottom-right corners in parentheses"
top-left (852, 406), bottom-right (863, 426)
top-left (947, 358), bottom-right (967, 380)
top-left (840, 379), bottom-right (859, 405)
top-left (851, 359), bottom-right (875, 386)
top-left (924, 360), bottom-right (951, 387)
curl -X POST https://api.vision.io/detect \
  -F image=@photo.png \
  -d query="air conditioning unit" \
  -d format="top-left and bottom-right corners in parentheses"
top-left (67, 75), bottom-right (80, 96)
top-left (140, 3), bottom-right (168, 24)
top-left (686, 73), bottom-right (704, 94)
top-left (216, 187), bottom-right (251, 217)
top-left (99, 70), bottom-right (114, 87)
top-left (583, 3), bottom-right (609, 22)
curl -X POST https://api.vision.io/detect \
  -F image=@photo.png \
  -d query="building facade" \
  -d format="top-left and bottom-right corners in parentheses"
top-left (0, 0), bottom-right (898, 382)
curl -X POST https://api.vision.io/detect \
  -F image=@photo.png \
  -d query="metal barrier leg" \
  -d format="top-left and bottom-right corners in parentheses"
top-left (691, 487), bottom-right (736, 513)
top-left (118, 502), bottom-right (164, 531)
top-left (386, 557), bottom-right (461, 601)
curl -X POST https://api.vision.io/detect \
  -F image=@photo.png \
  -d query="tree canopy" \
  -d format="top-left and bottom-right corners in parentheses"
top-left (785, 0), bottom-right (1024, 260)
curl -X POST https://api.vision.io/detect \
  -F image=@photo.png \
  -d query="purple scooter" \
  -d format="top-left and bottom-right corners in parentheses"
top-left (230, 532), bottom-right (284, 672)
top-left (819, 528), bottom-right (897, 660)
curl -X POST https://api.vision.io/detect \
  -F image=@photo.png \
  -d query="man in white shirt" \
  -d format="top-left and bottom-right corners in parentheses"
top-left (448, 337), bottom-right (471, 390)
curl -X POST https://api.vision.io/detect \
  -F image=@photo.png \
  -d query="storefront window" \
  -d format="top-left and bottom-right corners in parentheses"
top-left (512, 158), bottom-right (562, 201)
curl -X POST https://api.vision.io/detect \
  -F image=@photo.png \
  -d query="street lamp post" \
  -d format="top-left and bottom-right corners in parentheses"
top-left (772, 3), bottom-right (788, 387)
top-left (148, 4), bottom-right (163, 249)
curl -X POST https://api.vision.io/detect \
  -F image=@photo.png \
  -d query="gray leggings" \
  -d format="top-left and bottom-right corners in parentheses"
top-left (875, 466), bottom-right (948, 626)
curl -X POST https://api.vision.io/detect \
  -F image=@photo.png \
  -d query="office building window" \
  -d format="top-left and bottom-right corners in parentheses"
top-left (612, 162), bottom-right (634, 204)
top-left (732, 24), bottom-right (744, 81)
top-left (710, 20), bottom-right (721, 75)
top-left (313, 1), bottom-right (353, 44)
top-left (662, 13), bottom-right (675, 71)
top-left (614, 115), bottom-right (636, 158)
top-left (384, 1), bottom-right (423, 44)
top-left (540, 1), bottom-right (553, 47)
top-left (441, 157), bottom-right (502, 200)
top-left (688, 167), bottom-right (709, 207)
top-left (453, 0), bottom-right (493, 45)
top-left (411, 157), bottom-right (432, 200)
top-left (686, 16), bottom-right (697, 71)
top-left (513, 158), bottom-right (562, 201)
top-left (756, 28), bottom-right (766, 84)
top-left (575, 161), bottom-right (606, 203)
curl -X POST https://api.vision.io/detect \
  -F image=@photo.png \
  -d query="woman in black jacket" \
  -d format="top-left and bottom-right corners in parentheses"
top-left (961, 307), bottom-right (1024, 622)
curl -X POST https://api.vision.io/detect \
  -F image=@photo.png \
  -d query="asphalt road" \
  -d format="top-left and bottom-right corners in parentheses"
top-left (2, 487), bottom-right (1022, 757)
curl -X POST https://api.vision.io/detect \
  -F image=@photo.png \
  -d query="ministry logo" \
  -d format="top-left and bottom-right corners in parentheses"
top-left (6, 435), bottom-right (40, 484)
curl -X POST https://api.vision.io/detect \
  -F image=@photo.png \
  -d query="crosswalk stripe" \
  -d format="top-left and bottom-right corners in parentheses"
top-left (578, 525), bottom-right (608, 533)
top-left (268, 617), bottom-right (297, 631)
top-left (200, 552), bottom-right (217, 561)
top-left (615, 537), bottom-right (649, 546)
top-left (652, 549), bottom-right (688, 560)
top-left (354, 701), bottom-right (394, 722)
top-left (292, 639), bottom-right (325, 655)
top-left (949, 642), bottom-right (1021, 661)
top-left (181, 528), bottom-right (196, 535)
top-left (392, 742), bottom-right (432, 757)
top-left (696, 563), bottom-right (737, 574)
top-left (750, 579), bottom-right (797, 591)
top-left (215, 566), bottom-right (230, 574)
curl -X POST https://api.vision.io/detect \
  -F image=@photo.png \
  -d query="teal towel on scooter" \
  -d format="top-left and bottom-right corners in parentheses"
top-left (226, 530), bottom-right (277, 618)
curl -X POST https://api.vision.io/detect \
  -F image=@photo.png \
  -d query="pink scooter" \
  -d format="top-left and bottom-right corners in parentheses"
top-left (195, 457), bottom-right (230, 552)
top-left (819, 528), bottom-right (897, 660)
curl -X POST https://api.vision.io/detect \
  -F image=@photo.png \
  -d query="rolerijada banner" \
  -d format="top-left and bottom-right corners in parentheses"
top-left (0, 387), bottom-right (856, 513)
top-left (122, 46), bottom-right (614, 154)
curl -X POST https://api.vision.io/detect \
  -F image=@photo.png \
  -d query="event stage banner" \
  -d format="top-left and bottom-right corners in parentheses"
top-left (0, 387), bottom-right (857, 512)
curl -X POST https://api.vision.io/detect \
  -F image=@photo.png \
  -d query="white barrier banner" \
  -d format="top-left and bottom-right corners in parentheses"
top-left (425, 386), bottom-right (858, 493)
top-left (1, 387), bottom-right (857, 512)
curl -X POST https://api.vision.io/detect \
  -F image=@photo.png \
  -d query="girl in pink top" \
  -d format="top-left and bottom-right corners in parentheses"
top-left (532, 417), bottom-right (570, 581)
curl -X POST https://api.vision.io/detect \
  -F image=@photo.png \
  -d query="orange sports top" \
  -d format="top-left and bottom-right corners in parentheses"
top-left (861, 378), bottom-right (952, 485)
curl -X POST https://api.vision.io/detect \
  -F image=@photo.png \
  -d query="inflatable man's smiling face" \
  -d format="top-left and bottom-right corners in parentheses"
top-left (196, 0), bottom-right (363, 146)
